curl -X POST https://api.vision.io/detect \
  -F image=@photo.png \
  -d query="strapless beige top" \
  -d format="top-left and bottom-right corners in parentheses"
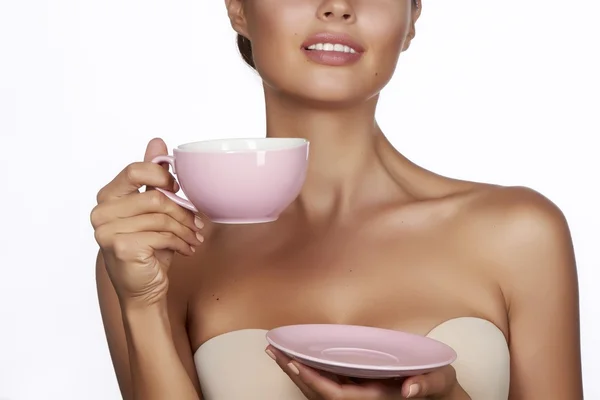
top-left (194, 317), bottom-right (510, 400)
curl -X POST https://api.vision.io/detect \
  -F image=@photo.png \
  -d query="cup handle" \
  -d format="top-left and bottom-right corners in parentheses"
top-left (150, 155), bottom-right (199, 214)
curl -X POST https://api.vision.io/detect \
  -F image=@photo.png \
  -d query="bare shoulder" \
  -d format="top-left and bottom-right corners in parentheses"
top-left (465, 184), bottom-right (572, 248)
top-left (449, 185), bottom-right (582, 397)
top-left (456, 184), bottom-right (577, 301)
top-left (463, 184), bottom-right (570, 233)
top-left (458, 184), bottom-right (574, 257)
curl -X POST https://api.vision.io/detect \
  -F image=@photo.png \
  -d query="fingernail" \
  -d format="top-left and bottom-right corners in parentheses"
top-left (407, 383), bottom-right (420, 398)
top-left (189, 246), bottom-right (196, 253)
top-left (287, 362), bottom-right (300, 375)
top-left (196, 232), bottom-right (204, 243)
top-left (194, 217), bottom-right (204, 229)
top-left (265, 349), bottom-right (276, 361)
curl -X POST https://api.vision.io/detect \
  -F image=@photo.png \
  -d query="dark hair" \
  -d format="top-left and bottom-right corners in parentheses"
top-left (236, 0), bottom-right (419, 69)
top-left (237, 34), bottom-right (255, 69)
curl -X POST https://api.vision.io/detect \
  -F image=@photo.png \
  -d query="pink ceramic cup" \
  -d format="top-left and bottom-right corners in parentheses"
top-left (151, 138), bottom-right (309, 224)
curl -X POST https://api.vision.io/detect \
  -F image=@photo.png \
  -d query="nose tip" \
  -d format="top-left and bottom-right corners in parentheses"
top-left (322, 10), bottom-right (353, 21)
top-left (318, 1), bottom-right (355, 23)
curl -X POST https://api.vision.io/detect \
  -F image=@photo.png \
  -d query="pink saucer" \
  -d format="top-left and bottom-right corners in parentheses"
top-left (266, 324), bottom-right (457, 379)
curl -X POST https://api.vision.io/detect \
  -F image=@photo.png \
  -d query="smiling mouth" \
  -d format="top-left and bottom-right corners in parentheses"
top-left (303, 43), bottom-right (358, 54)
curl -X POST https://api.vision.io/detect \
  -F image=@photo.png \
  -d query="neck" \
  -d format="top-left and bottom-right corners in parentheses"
top-left (263, 89), bottom-right (406, 220)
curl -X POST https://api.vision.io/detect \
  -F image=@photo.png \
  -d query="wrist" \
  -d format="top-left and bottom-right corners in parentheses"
top-left (120, 296), bottom-right (168, 317)
top-left (120, 300), bottom-right (171, 341)
top-left (121, 299), bottom-right (177, 370)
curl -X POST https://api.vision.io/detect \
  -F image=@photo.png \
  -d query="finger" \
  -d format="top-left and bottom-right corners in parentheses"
top-left (143, 138), bottom-right (180, 192)
top-left (111, 231), bottom-right (195, 261)
top-left (402, 366), bottom-right (456, 398)
top-left (268, 347), bottom-right (351, 399)
top-left (288, 360), bottom-right (352, 399)
top-left (265, 347), bottom-right (319, 399)
top-left (268, 347), bottom-right (346, 383)
top-left (97, 162), bottom-right (178, 203)
top-left (91, 190), bottom-right (202, 232)
top-left (306, 366), bottom-right (398, 400)
top-left (143, 137), bottom-right (168, 163)
top-left (291, 361), bottom-right (390, 400)
top-left (94, 213), bottom-right (203, 249)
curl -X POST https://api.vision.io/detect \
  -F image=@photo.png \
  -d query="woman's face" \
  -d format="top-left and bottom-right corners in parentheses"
top-left (227, 0), bottom-right (419, 104)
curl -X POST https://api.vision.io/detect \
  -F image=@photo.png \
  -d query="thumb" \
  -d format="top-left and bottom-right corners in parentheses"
top-left (143, 137), bottom-right (179, 192)
top-left (402, 366), bottom-right (456, 398)
top-left (143, 137), bottom-right (168, 162)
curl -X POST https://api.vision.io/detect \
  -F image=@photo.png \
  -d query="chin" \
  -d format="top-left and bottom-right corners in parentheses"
top-left (260, 64), bottom-right (392, 108)
top-left (294, 82), bottom-right (376, 106)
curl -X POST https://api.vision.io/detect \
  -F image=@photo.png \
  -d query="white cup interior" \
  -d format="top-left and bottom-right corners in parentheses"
top-left (177, 138), bottom-right (308, 153)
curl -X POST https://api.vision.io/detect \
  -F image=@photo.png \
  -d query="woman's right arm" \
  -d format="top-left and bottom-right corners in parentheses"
top-left (93, 139), bottom-right (203, 400)
top-left (96, 251), bottom-right (202, 400)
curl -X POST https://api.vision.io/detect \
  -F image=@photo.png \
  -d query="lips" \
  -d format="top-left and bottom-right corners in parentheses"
top-left (300, 32), bottom-right (365, 66)
top-left (301, 32), bottom-right (365, 54)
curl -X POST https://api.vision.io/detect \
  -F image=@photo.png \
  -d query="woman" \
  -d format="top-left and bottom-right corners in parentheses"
top-left (90, 0), bottom-right (583, 399)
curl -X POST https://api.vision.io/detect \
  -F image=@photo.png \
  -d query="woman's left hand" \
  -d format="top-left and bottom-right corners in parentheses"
top-left (266, 346), bottom-right (470, 399)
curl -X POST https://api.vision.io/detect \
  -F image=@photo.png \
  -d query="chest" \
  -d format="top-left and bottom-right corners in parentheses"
top-left (187, 221), bottom-right (503, 350)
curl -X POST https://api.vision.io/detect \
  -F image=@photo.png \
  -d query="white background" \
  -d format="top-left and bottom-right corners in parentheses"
top-left (0, 0), bottom-right (598, 399)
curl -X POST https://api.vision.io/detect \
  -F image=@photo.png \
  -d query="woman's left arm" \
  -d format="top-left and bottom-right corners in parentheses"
top-left (495, 188), bottom-right (583, 399)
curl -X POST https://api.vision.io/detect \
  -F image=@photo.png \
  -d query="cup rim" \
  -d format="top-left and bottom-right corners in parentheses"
top-left (175, 137), bottom-right (309, 154)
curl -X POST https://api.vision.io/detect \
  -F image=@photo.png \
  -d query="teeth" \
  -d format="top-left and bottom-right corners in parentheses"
top-left (306, 43), bottom-right (357, 53)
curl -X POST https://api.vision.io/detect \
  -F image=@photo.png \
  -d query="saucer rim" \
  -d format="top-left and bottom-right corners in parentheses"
top-left (265, 324), bottom-right (458, 372)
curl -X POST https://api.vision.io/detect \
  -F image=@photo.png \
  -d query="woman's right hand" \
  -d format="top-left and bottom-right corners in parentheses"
top-left (90, 138), bottom-right (204, 307)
